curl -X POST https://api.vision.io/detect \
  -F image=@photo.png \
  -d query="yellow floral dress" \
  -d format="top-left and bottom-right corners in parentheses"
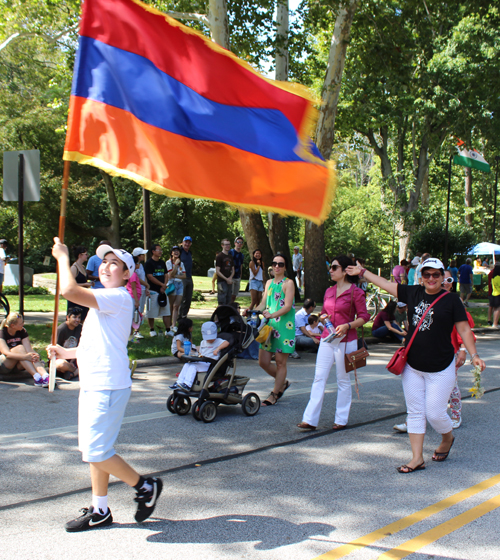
top-left (260, 279), bottom-right (295, 354)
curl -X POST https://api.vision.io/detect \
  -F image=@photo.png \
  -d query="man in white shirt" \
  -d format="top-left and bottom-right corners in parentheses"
top-left (0, 239), bottom-right (9, 292)
top-left (292, 246), bottom-right (303, 291)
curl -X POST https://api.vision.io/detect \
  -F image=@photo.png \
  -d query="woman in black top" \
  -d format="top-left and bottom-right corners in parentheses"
top-left (67, 246), bottom-right (92, 322)
top-left (347, 258), bottom-right (485, 474)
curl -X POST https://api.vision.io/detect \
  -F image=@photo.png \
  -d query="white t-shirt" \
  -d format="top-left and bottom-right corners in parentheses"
top-left (0, 248), bottom-right (6, 274)
top-left (199, 337), bottom-right (226, 360)
top-left (166, 259), bottom-right (186, 281)
top-left (306, 324), bottom-right (321, 335)
top-left (292, 253), bottom-right (303, 271)
top-left (76, 287), bottom-right (133, 391)
top-left (137, 263), bottom-right (146, 282)
top-left (171, 333), bottom-right (186, 355)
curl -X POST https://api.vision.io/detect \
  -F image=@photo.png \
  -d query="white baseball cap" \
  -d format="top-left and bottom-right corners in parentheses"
top-left (201, 321), bottom-right (218, 340)
top-left (397, 302), bottom-right (407, 308)
top-left (421, 257), bottom-right (444, 271)
top-left (132, 247), bottom-right (148, 257)
top-left (96, 245), bottom-right (135, 275)
top-left (411, 257), bottom-right (420, 266)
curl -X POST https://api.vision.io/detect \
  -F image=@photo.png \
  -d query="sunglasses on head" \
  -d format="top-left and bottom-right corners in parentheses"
top-left (271, 261), bottom-right (285, 268)
top-left (330, 264), bottom-right (342, 271)
top-left (442, 277), bottom-right (454, 284)
top-left (422, 271), bottom-right (443, 279)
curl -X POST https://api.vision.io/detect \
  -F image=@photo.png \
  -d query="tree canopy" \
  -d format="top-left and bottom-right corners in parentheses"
top-left (0, 0), bottom-right (498, 277)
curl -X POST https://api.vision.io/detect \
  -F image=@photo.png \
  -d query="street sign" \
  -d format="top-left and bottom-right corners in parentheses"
top-left (3, 149), bottom-right (40, 201)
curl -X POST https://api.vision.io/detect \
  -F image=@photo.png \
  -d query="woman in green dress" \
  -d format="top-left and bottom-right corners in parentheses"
top-left (256, 254), bottom-right (295, 406)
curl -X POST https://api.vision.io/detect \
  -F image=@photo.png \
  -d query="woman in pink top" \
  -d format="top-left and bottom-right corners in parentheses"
top-left (298, 256), bottom-right (370, 431)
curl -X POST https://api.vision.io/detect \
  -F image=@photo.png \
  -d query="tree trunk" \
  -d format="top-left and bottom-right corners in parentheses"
top-left (207, 0), bottom-right (274, 280)
top-left (314, 0), bottom-right (359, 159)
top-left (420, 167), bottom-right (430, 206)
top-left (304, 222), bottom-right (327, 302)
top-left (207, 0), bottom-right (229, 49)
top-left (97, 171), bottom-right (121, 248)
top-left (268, 213), bottom-right (295, 288)
top-left (267, 0), bottom-right (298, 294)
top-left (305, 0), bottom-right (358, 302)
top-left (275, 0), bottom-right (289, 81)
top-left (396, 220), bottom-right (410, 261)
top-left (464, 167), bottom-right (473, 226)
top-left (239, 210), bottom-right (273, 281)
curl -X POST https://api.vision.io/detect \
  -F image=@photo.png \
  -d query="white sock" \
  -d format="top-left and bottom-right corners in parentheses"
top-left (34, 373), bottom-right (42, 381)
top-left (92, 495), bottom-right (108, 516)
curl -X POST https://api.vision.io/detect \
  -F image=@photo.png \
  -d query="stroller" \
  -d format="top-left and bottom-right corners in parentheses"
top-left (166, 305), bottom-right (261, 423)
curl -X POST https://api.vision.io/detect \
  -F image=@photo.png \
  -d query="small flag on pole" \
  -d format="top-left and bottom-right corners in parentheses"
top-left (63, 0), bottom-right (335, 224)
top-left (453, 148), bottom-right (491, 173)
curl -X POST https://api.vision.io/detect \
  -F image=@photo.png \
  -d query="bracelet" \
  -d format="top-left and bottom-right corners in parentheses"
top-left (359, 268), bottom-right (367, 277)
top-left (470, 352), bottom-right (479, 363)
top-left (347, 322), bottom-right (351, 330)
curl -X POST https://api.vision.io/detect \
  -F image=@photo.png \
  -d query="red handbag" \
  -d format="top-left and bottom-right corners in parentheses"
top-left (387, 291), bottom-right (448, 375)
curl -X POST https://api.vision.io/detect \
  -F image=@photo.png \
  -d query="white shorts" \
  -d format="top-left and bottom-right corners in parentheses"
top-left (78, 388), bottom-right (131, 462)
top-left (146, 291), bottom-right (171, 319)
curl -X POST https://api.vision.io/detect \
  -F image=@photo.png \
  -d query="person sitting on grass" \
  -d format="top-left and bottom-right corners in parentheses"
top-left (55, 307), bottom-right (83, 380)
top-left (0, 313), bottom-right (49, 387)
top-left (171, 318), bottom-right (196, 359)
top-left (170, 321), bottom-right (229, 391)
top-left (371, 300), bottom-right (407, 343)
top-left (48, 239), bottom-right (162, 532)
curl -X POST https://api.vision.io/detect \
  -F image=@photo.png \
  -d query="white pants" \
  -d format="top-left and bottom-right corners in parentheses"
top-left (401, 359), bottom-right (456, 434)
top-left (177, 361), bottom-right (210, 388)
top-left (302, 338), bottom-right (357, 427)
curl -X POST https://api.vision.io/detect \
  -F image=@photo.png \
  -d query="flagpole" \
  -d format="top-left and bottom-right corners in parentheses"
top-left (444, 154), bottom-right (452, 266)
top-left (48, 160), bottom-right (71, 392)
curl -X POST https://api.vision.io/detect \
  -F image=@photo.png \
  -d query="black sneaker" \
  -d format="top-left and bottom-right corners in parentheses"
top-left (134, 477), bottom-right (163, 523)
top-left (65, 506), bottom-right (113, 532)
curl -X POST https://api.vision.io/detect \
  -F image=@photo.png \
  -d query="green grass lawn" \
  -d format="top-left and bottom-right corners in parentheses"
top-left (6, 294), bottom-right (67, 313)
top-left (21, 293), bottom-right (252, 361)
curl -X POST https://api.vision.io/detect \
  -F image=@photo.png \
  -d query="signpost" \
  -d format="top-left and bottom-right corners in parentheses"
top-left (2, 150), bottom-right (40, 314)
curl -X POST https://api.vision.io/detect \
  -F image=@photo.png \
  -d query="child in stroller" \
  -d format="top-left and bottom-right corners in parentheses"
top-left (166, 305), bottom-right (261, 422)
top-left (170, 321), bottom-right (229, 390)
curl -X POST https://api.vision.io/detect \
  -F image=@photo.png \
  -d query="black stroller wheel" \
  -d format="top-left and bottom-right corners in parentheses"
top-left (192, 400), bottom-right (202, 421)
top-left (199, 401), bottom-right (217, 423)
top-left (242, 393), bottom-right (261, 416)
top-left (174, 395), bottom-right (191, 416)
top-left (166, 394), bottom-right (176, 413)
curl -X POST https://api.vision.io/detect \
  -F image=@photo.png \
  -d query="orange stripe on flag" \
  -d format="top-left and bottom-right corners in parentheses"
top-left (64, 96), bottom-right (333, 222)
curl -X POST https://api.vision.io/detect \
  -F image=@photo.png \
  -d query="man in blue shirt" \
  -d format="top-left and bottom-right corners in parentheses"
top-left (229, 236), bottom-right (245, 303)
top-left (179, 236), bottom-right (193, 318)
top-left (459, 258), bottom-right (474, 307)
top-left (294, 299), bottom-right (317, 354)
top-left (86, 240), bottom-right (110, 289)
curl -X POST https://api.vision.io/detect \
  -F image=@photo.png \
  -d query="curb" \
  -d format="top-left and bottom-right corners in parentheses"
top-left (133, 356), bottom-right (179, 367)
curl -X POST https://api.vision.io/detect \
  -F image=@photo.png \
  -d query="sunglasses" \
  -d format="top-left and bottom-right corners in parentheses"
top-left (271, 261), bottom-right (285, 268)
top-left (330, 264), bottom-right (342, 271)
top-left (422, 272), bottom-right (443, 279)
top-left (442, 277), bottom-right (454, 284)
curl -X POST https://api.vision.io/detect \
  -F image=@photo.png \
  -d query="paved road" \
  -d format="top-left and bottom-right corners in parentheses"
top-left (1, 334), bottom-right (499, 560)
